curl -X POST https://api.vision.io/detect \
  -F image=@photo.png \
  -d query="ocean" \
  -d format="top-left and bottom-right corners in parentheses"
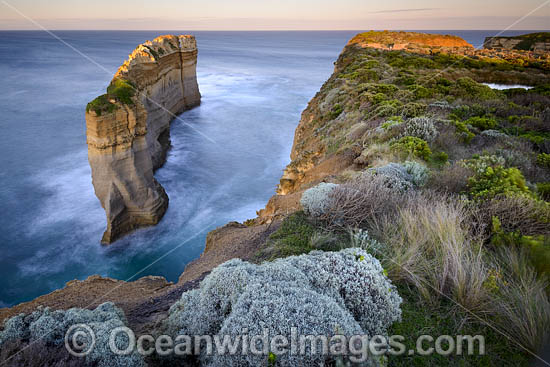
top-left (0, 30), bottom-right (538, 307)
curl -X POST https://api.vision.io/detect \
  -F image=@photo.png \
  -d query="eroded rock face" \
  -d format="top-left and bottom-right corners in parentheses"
top-left (86, 35), bottom-right (200, 243)
top-left (483, 32), bottom-right (550, 53)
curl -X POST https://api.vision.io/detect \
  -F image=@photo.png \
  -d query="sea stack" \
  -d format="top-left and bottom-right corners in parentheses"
top-left (85, 35), bottom-right (201, 244)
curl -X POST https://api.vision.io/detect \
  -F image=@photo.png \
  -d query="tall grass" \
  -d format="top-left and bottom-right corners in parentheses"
top-left (324, 175), bottom-right (550, 352)
top-left (491, 247), bottom-right (550, 352)
top-left (375, 193), bottom-right (492, 312)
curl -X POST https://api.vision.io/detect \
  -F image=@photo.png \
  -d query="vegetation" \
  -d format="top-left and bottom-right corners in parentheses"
top-left (85, 94), bottom-right (117, 116)
top-left (267, 33), bottom-right (550, 366)
top-left (86, 78), bottom-right (136, 116)
top-left (390, 136), bottom-right (432, 160)
top-left (164, 249), bottom-right (401, 366)
top-left (106, 78), bottom-right (136, 105)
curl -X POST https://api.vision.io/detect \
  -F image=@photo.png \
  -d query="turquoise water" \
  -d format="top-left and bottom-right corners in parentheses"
top-left (0, 30), bottom-right (538, 307)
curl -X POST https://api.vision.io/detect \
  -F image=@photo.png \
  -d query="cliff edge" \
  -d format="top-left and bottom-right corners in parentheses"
top-left (484, 32), bottom-right (550, 53)
top-left (86, 35), bottom-right (201, 244)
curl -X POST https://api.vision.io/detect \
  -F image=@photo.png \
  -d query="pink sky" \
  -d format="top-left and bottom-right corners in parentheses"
top-left (1, 0), bottom-right (549, 30)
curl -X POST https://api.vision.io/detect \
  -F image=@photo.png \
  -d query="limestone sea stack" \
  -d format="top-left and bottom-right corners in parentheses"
top-left (85, 35), bottom-right (200, 244)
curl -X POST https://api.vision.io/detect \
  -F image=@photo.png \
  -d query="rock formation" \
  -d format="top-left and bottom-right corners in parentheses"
top-left (86, 35), bottom-right (200, 244)
top-left (483, 32), bottom-right (550, 53)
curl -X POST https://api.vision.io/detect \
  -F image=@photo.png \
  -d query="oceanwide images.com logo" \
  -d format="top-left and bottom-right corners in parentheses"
top-left (65, 324), bottom-right (485, 361)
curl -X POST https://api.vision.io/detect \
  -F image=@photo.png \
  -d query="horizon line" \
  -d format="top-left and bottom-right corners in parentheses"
top-left (0, 28), bottom-right (548, 31)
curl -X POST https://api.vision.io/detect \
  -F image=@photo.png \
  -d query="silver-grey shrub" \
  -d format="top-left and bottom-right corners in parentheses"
top-left (402, 116), bottom-right (438, 142)
top-left (0, 302), bottom-right (144, 367)
top-left (300, 182), bottom-right (339, 217)
top-left (368, 161), bottom-right (428, 191)
top-left (165, 248), bottom-right (402, 366)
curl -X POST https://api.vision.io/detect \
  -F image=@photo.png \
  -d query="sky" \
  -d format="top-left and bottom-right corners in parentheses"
top-left (0, 0), bottom-right (549, 30)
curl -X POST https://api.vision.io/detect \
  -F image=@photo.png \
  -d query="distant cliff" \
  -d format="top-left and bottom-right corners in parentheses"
top-left (483, 32), bottom-right (550, 53)
top-left (86, 35), bottom-right (200, 244)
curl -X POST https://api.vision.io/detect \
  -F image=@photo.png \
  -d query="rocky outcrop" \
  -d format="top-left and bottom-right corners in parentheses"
top-left (349, 30), bottom-right (474, 51)
top-left (86, 35), bottom-right (200, 244)
top-left (484, 32), bottom-right (550, 53)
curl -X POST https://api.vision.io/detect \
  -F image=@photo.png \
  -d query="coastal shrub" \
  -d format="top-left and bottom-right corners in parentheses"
top-left (427, 162), bottom-right (472, 193)
top-left (429, 100), bottom-right (452, 110)
top-left (403, 161), bottom-right (430, 186)
top-left (401, 102), bottom-right (427, 118)
top-left (257, 211), bottom-right (317, 260)
top-left (463, 155), bottom-right (531, 199)
top-left (479, 195), bottom-right (550, 236)
top-left (453, 120), bottom-right (475, 143)
top-left (0, 303), bottom-right (144, 367)
top-left (380, 115), bottom-right (403, 130)
top-left (300, 182), bottom-right (339, 217)
top-left (367, 161), bottom-right (429, 191)
top-left (165, 249), bottom-right (402, 366)
top-left (464, 116), bottom-right (498, 131)
top-left (481, 129), bottom-right (507, 139)
top-left (537, 153), bottom-right (550, 168)
top-left (431, 151), bottom-right (449, 165)
top-left (86, 94), bottom-right (117, 116)
top-left (390, 136), bottom-right (432, 160)
top-left (328, 103), bottom-right (343, 120)
top-left (537, 182), bottom-right (550, 201)
top-left (453, 77), bottom-right (498, 100)
top-left (401, 116), bottom-right (438, 142)
top-left (407, 84), bottom-right (433, 99)
top-left (320, 174), bottom-right (407, 230)
top-left (370, 99), bottom-right (402, 118)
top-left (107, 78), bottom-right (136, 105)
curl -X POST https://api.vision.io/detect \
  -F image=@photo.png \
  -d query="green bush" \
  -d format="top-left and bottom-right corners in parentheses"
top-left (467, 165), bottom-right (531, 199)
top-left (402, 102), bottom-right (427, 118)
top-left (537, 182), bottom-right (550, 201)
top-left (407, 84), bottom-right (433, 99)
top-left (106, 78), bottom-right (136, 105)
top-left (537, 153), bottom-right (550, 168)
top-left (86, 94), bottom-right (117, 116)
top-left (328, 103), bottom-right (343, 120)
top-left (390, 136), bottom-right (432, 160)
top-left (256, 212), bottom-right (317, 260)
top-left (490, 221), bottom-right (550, 277)
top-left (465, 116), bottom-right (498, 131)
top-left (453, 121), bottom-right (475, 143)
top-left (371, 99), bottom-right (402, 118)
top-left (432, 151), bottom-right (449, 165)
top-left (453, 77), bottom-right (498, 100)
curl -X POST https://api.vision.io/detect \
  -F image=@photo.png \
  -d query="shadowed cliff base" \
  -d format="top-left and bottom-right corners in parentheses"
top-left (85, 35), bottom-right (201, 244)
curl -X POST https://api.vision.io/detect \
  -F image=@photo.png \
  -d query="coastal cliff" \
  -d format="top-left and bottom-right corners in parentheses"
top-left (483, 32), bottom-right (550, 53)
top-left (2, 31), bottom-right (550, 366)
top-left (86, 35), bottom-right (200, 244)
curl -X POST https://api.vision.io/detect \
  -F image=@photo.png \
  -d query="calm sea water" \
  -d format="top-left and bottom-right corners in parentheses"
top-left (0, 30), bottom-right (538, 307)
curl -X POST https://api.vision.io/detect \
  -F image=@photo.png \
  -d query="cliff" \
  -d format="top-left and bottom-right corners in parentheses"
top-left (3, 32), bottom-right (550, 364)
top-left (86, 35), bottom-right (201, 244)
top-left (484, 32), bottom-right (550, 53)
top-left (265, 31), bottom-right (549, 210)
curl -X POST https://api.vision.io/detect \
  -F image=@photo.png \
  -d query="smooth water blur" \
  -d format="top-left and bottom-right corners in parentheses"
top-left (0, 30), bottom-right (535, 307)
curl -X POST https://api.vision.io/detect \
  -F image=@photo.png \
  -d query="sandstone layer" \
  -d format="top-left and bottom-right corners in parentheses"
top-left (86, 35), bottom-right (200, 244)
